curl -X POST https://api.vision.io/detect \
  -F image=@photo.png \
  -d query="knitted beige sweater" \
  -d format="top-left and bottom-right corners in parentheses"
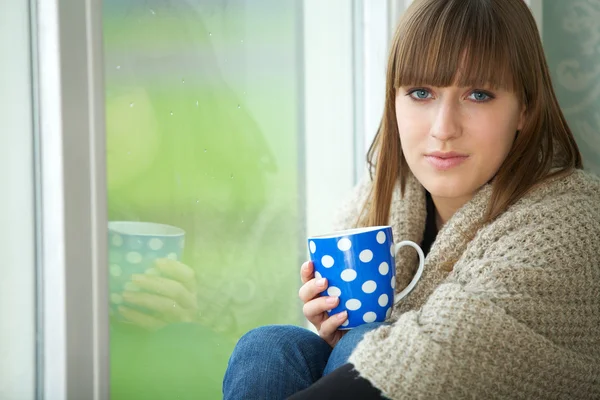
top-left (332, 169), bottom-right (600, 399)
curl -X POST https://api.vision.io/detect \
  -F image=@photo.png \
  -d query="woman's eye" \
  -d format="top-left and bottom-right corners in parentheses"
top-left (409, 89), bottom-right (432, 100)
top-left (468, 91), bottom-right (492, 102)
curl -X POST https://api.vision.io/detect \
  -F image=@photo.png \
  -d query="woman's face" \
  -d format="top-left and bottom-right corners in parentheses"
top-left (395, 84), bottom-right (525, 202)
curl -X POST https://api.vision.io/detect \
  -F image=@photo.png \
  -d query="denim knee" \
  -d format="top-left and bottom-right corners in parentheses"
top-left (223, 325), bottom-right (332, 400)
top-left (232, 324), bottom-right (321, 355)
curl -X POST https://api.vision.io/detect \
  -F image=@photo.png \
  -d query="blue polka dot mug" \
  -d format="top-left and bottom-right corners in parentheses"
top-left (307, 226), bottom-right (424, 329)
top-left (108, 221), bottom-right (186, 318)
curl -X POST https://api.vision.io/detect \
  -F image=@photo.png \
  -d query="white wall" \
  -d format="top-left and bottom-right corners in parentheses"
top-left (0, 0), bottom-right (36, 399)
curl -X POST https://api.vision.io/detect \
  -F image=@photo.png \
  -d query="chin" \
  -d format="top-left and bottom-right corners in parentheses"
top-left (414, 170), bottom-right (477, 199)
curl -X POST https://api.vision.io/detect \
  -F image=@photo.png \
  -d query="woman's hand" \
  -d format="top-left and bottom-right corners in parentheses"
top-left (299, 261), bottom-right (348, 347)
top-left (118, 258), bottom-right (199, 331)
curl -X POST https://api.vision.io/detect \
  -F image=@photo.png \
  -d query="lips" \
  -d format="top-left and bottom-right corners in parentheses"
top-left (424, 151), bottom-right (469, 170)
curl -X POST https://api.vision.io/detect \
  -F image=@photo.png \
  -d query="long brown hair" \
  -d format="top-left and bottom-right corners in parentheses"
top-left (363, 0), bottom-right (583, 228)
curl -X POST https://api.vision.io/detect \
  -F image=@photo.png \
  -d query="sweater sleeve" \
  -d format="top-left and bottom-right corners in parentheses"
top-left (349, 277), bottom-right (600, 399)
top-left (348, 219), bottom-right (600, 400)
top-left (347, 171), bottom-right (600, 399)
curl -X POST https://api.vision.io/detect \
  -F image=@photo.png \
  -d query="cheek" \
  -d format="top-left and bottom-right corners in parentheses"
top-left (472, 125), bottom-right (517, 172)
top-left (396, 110), bottom-right (428, 154)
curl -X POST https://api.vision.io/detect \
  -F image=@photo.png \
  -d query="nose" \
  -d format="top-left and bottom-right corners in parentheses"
top-left (430, 100), bottom-right (461, 141)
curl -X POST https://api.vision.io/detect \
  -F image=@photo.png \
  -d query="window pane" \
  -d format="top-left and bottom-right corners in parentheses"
top-left (103, 1), bottom-right (303, 398)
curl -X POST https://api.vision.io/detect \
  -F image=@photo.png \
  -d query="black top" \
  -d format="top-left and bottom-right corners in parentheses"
top-left (287, 193), bottom-right (438, 400)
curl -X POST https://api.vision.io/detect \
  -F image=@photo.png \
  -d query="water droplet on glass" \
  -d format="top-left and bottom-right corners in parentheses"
top-left (230, 174), bottom-right (234, 179)
top-left (196, 200), bottom-right (200, 204)
top-left (241, 219), bottom-right (244, 224)
top-left (196, 100), bottom-right (199, 107)
top-left (127, 151), bottom-right (131, 155)
top-left (209, 32), bottom-right (212, 36)
top-left (204, 149), bottom-right (207, 153)
top-left (129, 102), bottom-right (134, 107)
top-left (237, 104), bottom-right (241, 109)
top-left (150, 9), bottom-right (155, 15)
top-left (241, 39), bottom-right (244, 43)
top-left (182, 78), bottom-right (185, 84)
top-left (116, 65), bottom-right (121, 70)
top-left (170, 111), bottom-right (174, 116)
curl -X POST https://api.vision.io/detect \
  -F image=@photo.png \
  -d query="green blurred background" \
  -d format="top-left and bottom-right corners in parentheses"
top-left (103, 1), bottom-right (304, 398)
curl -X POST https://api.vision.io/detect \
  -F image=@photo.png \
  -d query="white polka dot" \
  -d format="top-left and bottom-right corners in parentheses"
top-left (378, 294), bottom-right (389, 307)
top-left (309, 241), bottom-right (316, 254)
top-left (391, 277), bottom-right (396, 289)
top-left (124, 282), bottom-right (140, 292)
top-left (386, 307), bottom-right (392, 319)
top-left (145, 268), bottom-right (160, 276)
top-left (359, 249), bottom-right (373, 263)
top-left (167, 252), bottom-right (178, 261)
top-left (341, 319), bottom-right (349, 327)
top-left (148, 238), bottom-right (164, 251)
top-left (362, 280), bottom-right (377, 293)
top-left (341, 269), bottom-right (357, 282)
top-left (110, 293), bottom-right (123, 305)
top-left (363, 312), bottom-right (377, 323)
top-left (112, 234), bottom-right (123, 247)
top-left (327, 286), bottom-right (341, 297)
top-left (376, 231), bottom-right (386, 244)
top-left (390, 244), bottom-right (395, 257)
top-left (321, 255), bottom-right (334, 268)
top-left (314, 271), bottom-right (322, 280)
top-left (337, 238), bottom-right (352, 251)
top-left (109, 264), bottom-right (122, 277)
top-left (346, 299), bottom-right (362, 311)
top-left (379, 262), bottom-right (389, 275)
top-left (126, 252), bottom-right (142, 264)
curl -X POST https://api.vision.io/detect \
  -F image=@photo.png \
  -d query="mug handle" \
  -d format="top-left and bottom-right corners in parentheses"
top-left (393, 240), bottom-right (425, 305)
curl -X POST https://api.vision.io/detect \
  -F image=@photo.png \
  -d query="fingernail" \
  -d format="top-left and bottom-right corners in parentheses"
top-left (338, 311), bottom-right (347, 320)
top-left (326, 297), bottom-right (338, 305)
top-left (316, 278), bottom-right (326, 287)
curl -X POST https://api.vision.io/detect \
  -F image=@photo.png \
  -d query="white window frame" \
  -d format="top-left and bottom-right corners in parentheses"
top-left (35, 0), bottom-right (108, 399)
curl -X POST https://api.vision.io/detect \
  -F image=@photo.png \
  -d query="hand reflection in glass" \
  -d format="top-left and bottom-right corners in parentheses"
top-left (118, 258), bottom-right (199, 331)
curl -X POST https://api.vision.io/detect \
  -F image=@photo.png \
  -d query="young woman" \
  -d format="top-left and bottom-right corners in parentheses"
top-left (223, 0), bottom-right (600, 398)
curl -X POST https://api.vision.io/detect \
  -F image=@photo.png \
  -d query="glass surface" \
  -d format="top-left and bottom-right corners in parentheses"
top-left (103, 1), bottom-right (303, 398)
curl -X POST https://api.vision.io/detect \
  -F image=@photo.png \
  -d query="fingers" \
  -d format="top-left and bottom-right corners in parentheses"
top-left (131, 274), bottom-right (196, 309)
top-left (298, 277), bottom-right (327, 303)
top-left (319, 311), bottom-right (348, 340)
top-left (122, 291), bottom-right (190, 322)
top-left (155, 258), bottom-right (197, 293)
top-left (300, 261), bottom-right (314, 284)
top-left (118, 305), bottom-right (166, 331)
top-left (302, 296), bottom-right (339, 321)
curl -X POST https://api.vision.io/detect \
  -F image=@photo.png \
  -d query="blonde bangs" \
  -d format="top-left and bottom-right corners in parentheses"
top-left (390, 0), bottom-right (519, 94)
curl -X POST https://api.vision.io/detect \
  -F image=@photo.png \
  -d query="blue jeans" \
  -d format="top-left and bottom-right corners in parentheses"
top-left (222, 322), bottom-right (385, 400)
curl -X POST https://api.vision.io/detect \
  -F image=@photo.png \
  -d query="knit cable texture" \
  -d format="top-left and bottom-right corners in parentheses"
top-left (332, 170), bottom-right (600, 399)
